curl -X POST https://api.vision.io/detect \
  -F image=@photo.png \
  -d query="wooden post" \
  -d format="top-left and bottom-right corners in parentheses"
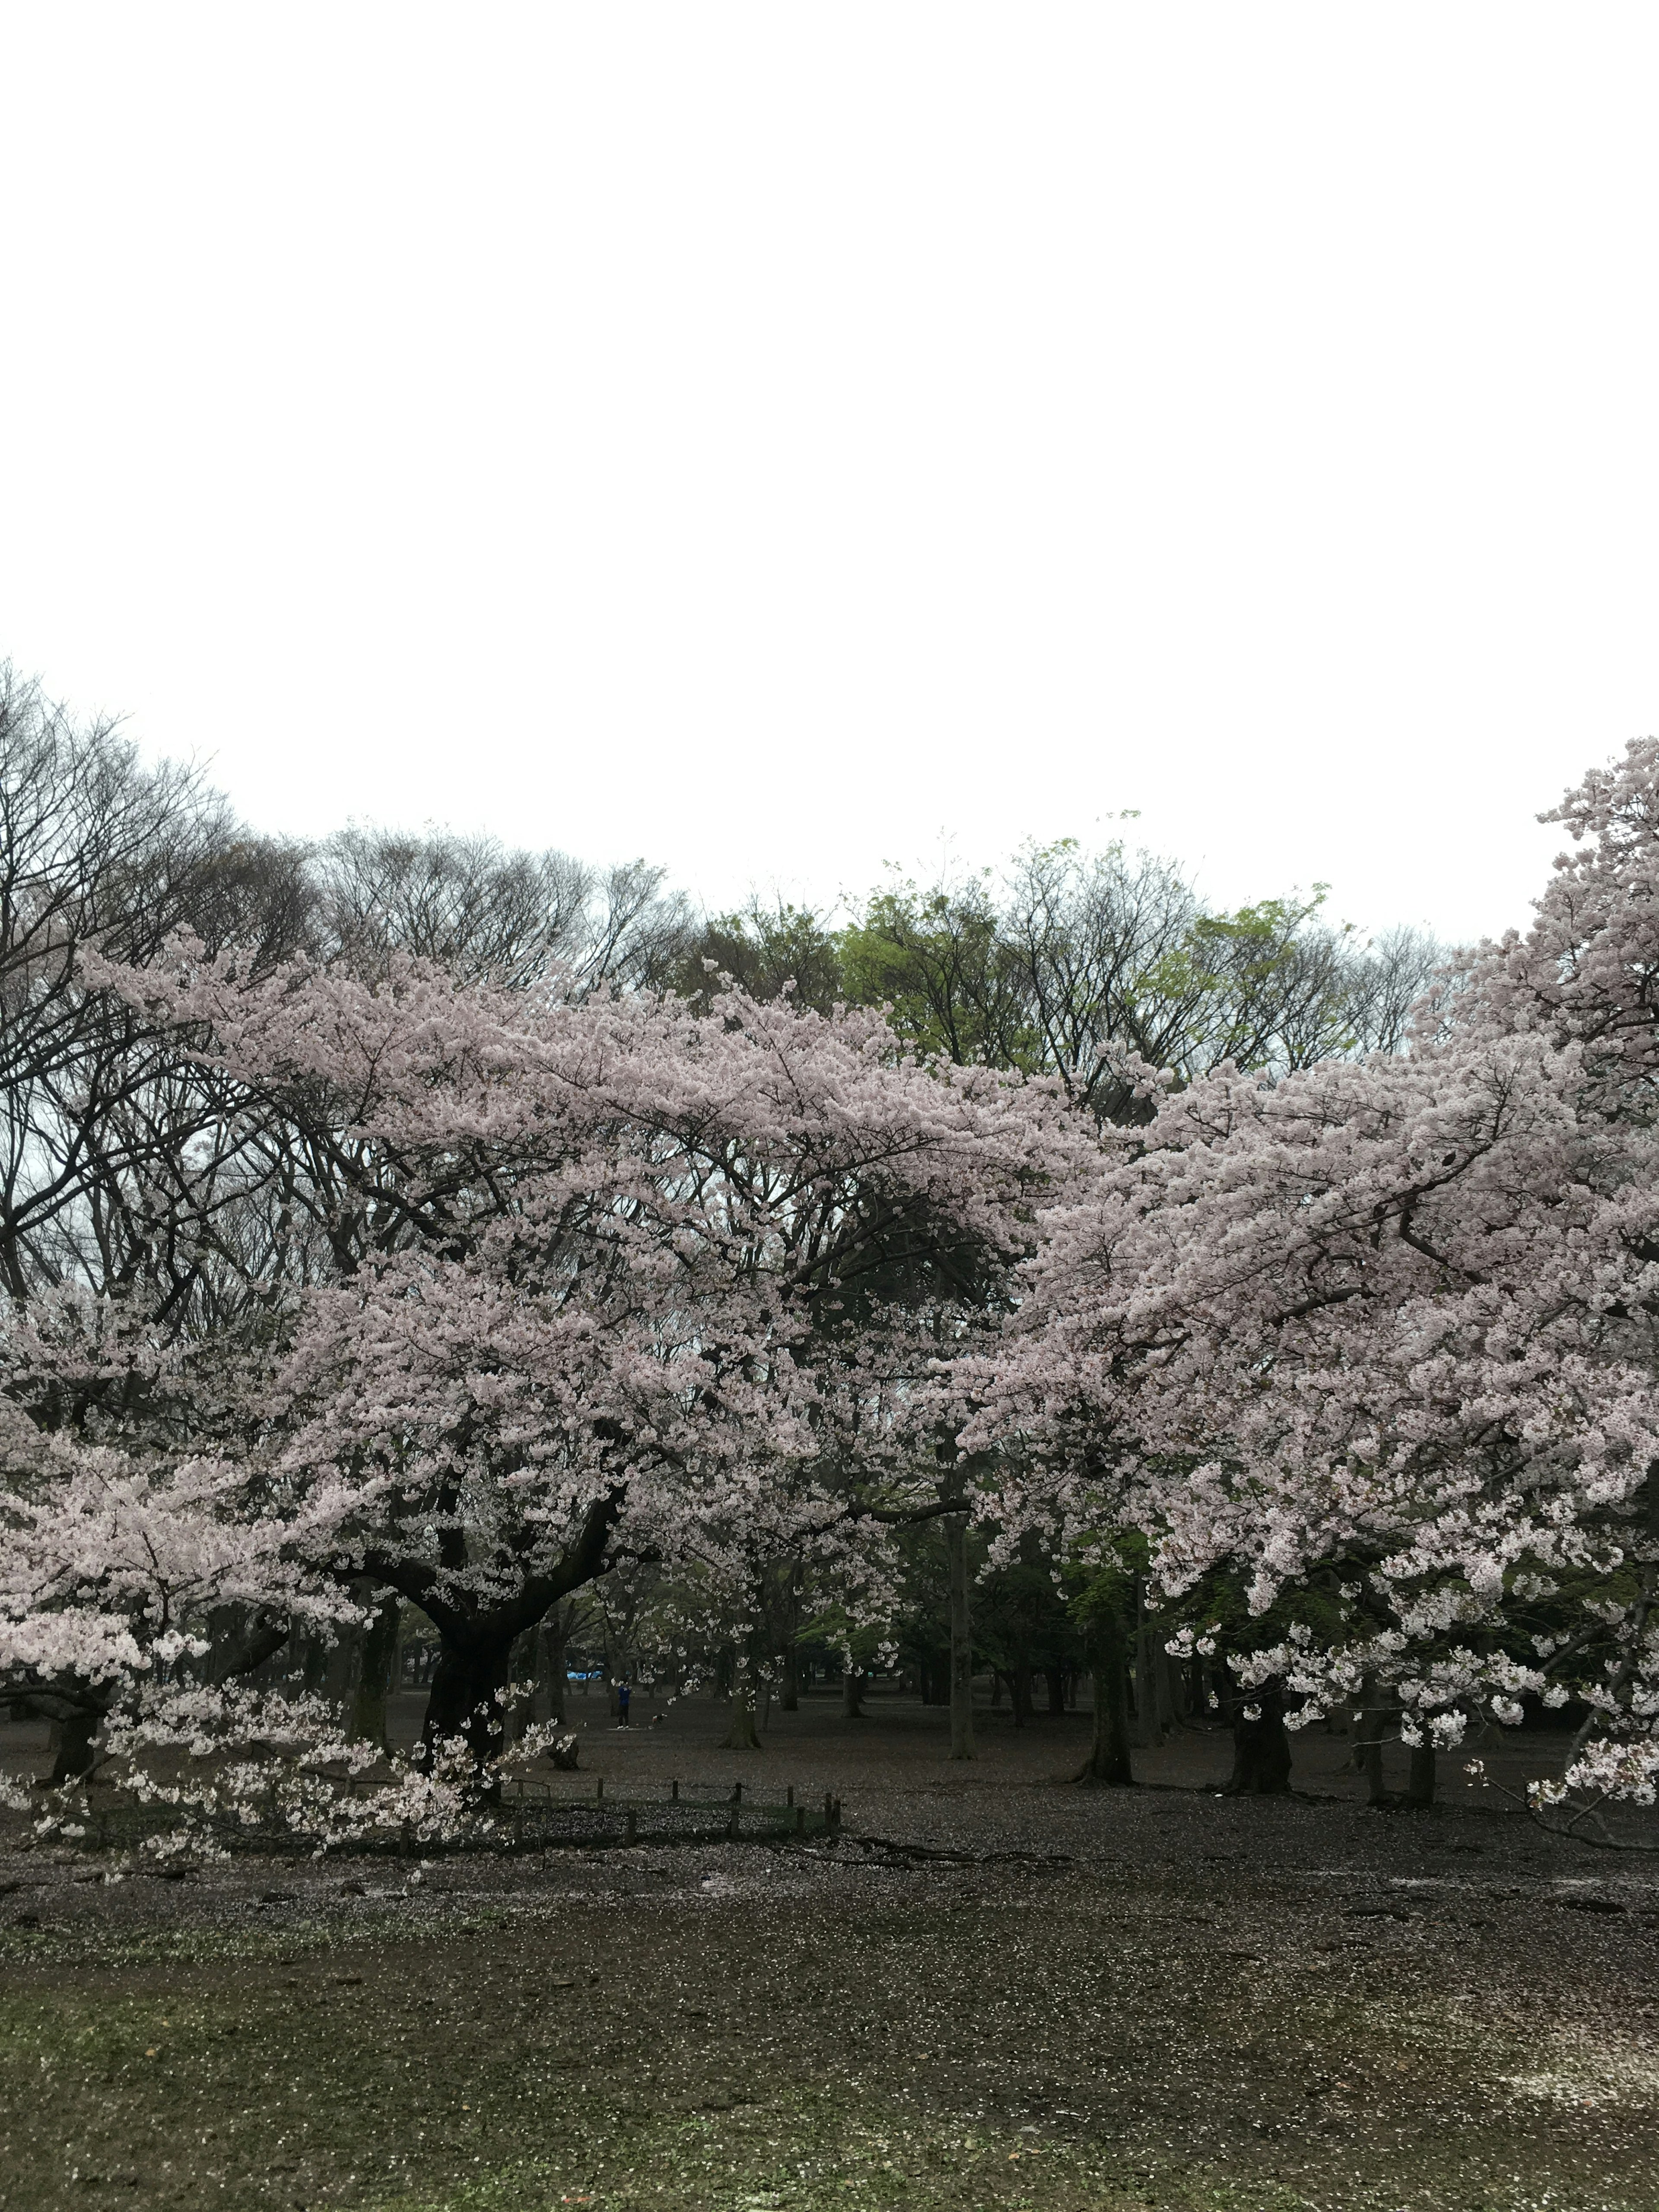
top-left (597, 1775), bottom-right (604, 1803)
top-left (728, 1803), bottom-right (740, 1840)
top-left (786, 1784), bottom-right (794, 1807)
top-left (671, 1778), bottom-right (679, 1801)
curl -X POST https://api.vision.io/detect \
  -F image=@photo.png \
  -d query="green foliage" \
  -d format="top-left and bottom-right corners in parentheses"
top-left (671, 898), bottom-right (845, 1014)
top-left (839, 873), bottom-right (1037, 1070)
top-left (669, 842), bottom-right (1437, 1125)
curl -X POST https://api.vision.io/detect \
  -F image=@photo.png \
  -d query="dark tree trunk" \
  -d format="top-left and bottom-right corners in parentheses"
top-left (1225, 1686), bottom-right (1293, 1795)
top-left (1159, 1641), bottom-right (1185, 1723)
top-left (780, 1645), bottom-right (800, 1713)
top-left (1045, 1667), bottom-right (1068, 1718)
top-left (946, 1510), bottom-right (976, 1761)
top-left (1357, 1682), bottom-right (1390, 1804)
top-left (723, 1648), bottom-right (762, 1750)
top-left (1133, 1621), bottom-right (1165, 1745)
top-left (1008, 1668), bottom-right (1033, 1729)
top-left (351, 1594), bottom-right (400, 1750)
top-left (535, 1619), bottom-right (569, 1726)
top-left (1076, 1605), bottom-right (1135, 1787)
top-left (417, 1635), bottom-right (513, 1797)
top-left (841, 1669), bottom-right (865, 1719)
top-left (1406, 1742), bottom-right (1437, 1808)
top-left (44, 1704), bottom-right (100, 1787)
top-left (499, 1629), bottom-right (537, 1749)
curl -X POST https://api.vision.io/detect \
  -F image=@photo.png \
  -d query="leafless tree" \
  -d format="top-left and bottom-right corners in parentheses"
top-left (313, 828), bottom-right (692, 994)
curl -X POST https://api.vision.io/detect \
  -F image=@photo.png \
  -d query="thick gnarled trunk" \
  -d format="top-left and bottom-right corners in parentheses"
top-left (416, 1637), bottom-right (514, 1796)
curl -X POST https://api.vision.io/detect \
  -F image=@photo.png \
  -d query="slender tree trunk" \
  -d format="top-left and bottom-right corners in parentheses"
top-left (724, 1653), bottom-right (762, 1750)
top-left (1076, 1606), bottom-right (1135, 1786)
top-left (1225, 1684), bottom-right (1294, 1795)
top-left (781, 1645), bottom-right (800, 1713)
top-left (1154, 1639), bottom-right (1179, 1729)
top-left (351, 1594), bottom-right (400, 1750)
top-left (1045, 1667), bottom-right (1068, 1718)
top-left (1357, 1679), bottom-right (1390, 1805)
top-left (535, 1619), bottom-right (569, 1726)
top-left (1133, 1596), bottom-right (1163, 1747)
top-left (946, 1510), bottom-right (976, 1761)
top-left (1009, 1668), bottom-right (1033, 1729)
top-left (1406, 1741), bottom-right (1437, 1808)
top-left (841, 1668), bottom-right (865, 1719)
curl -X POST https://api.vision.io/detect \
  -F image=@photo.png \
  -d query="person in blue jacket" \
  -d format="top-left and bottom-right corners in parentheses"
top-left (617, 1681), bottom-right (632, 1727)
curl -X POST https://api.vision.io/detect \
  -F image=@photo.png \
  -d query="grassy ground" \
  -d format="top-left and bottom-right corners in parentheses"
top-left (2, 1694), bottom-right (1657, 2212)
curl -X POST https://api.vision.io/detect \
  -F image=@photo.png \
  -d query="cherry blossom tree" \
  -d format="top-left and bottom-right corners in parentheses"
top-left (973, 744), bottom-right (1659, 1818)
top-left (79, 943), bottom-right (1067, 1793)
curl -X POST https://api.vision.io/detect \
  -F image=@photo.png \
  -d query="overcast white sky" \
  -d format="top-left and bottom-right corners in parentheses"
top-left (3, 6), bottom-right (1656, 946)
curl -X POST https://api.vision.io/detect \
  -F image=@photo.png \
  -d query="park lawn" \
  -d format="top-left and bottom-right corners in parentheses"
top-left (2, 1837), bottom-right (1658, 2212)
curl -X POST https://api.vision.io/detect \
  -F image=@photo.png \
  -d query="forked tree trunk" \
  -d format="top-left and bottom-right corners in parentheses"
top-left (946, 1510), bottom-right (976, 1762)
top-left (1076, 1606), bottom-right (1135, 1787)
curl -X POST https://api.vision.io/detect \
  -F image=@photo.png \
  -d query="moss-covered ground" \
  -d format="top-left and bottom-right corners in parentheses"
top-left (2, 1696), bottom-right (1656, 2211)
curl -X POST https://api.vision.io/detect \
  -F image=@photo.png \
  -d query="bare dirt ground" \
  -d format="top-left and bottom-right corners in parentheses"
top-left (2, 1689), bottom-right (1657, 2212)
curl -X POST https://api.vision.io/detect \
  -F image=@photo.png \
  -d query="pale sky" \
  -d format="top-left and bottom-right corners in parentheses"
top-left (4, 6), bottom-right (1655, 947)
